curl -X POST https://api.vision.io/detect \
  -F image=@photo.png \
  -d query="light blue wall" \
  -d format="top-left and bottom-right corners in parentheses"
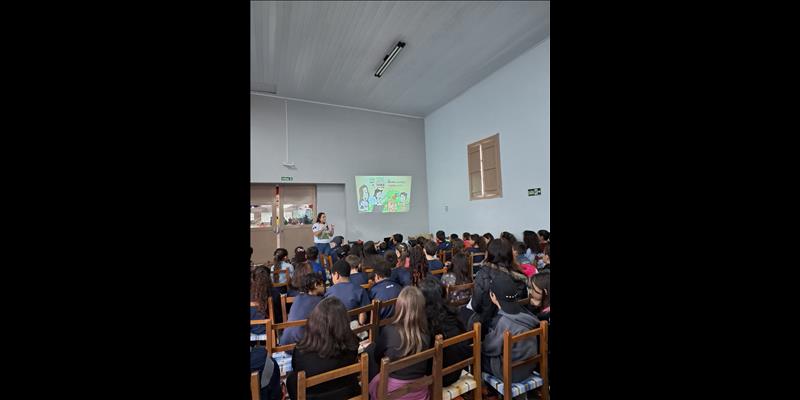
top-left (424, 37), bottom-right (549, 239)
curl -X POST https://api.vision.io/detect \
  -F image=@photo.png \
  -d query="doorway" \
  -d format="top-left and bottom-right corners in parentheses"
top-left (250, 184), bottom-right (316, 265)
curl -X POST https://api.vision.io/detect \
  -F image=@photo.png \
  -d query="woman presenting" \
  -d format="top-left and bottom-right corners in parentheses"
top-left (312, 212), bottom-right (335, 256)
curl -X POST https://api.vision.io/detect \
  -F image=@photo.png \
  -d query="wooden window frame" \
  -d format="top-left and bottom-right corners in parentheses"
top-left (468, 133), bottom-right (503, 200)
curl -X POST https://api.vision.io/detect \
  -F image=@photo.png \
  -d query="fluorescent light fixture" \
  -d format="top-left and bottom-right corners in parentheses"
top-left (375, 41), bottom-right (405, 77)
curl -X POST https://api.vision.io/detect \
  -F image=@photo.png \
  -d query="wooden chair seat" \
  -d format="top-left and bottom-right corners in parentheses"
top-left (481, 320), bottom-right (549, 400)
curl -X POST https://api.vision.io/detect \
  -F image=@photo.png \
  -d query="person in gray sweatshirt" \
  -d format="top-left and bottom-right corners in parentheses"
top-left (482, 272), bottom-right (540, 383)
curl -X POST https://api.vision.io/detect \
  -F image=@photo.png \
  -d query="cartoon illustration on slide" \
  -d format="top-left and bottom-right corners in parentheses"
top-left (398, 192), bottom-right (408, 211)
top-left (358, 185), bottom-right (370, 212)
top-left (355, 176), bottom-right (411, 213)
top-left (371, 188), bottom-right (384, 213)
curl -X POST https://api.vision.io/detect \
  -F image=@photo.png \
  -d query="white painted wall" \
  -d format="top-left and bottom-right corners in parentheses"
top-left (251, 95), bottom-right (430, 241)
top-left (424, 37), bottom-right (550, 239)
top-left (315, 184), bottom-right (346, 241)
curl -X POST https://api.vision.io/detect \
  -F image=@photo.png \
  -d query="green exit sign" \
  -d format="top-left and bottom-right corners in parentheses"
top-left (528, 188), bottom-right (541, 196)
top-left (281, 176), bottom-right (293, 182)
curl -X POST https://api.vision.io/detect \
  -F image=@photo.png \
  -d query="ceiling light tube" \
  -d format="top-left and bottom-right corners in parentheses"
top-left (375, 41), bottom-right (405, 77)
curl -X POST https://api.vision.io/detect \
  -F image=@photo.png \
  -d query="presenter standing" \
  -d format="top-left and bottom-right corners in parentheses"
top-left (312, 212), bottom-right (335, 256)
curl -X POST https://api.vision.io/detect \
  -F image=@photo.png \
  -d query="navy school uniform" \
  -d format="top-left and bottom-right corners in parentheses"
top-left (428, 259), bottom-right (445, 279)
top-left (369, 279), bottom-right (402, 320)
top-left (389, 267), bottom-right (412, 287)
top-left (250, 306), bottom-right (267, 335)
top-left (324, 281), bottom-right (370, 311)
top-left (468, 247), bottom-right (485, 263)
top-left (310, 261), bottom-right (325, 276)
top-left (280, 293), bottom-right (323, 346)
top-left (349, 271), bottom-right (369, 287)
top-left (251, 346), bottom-right (282, 400)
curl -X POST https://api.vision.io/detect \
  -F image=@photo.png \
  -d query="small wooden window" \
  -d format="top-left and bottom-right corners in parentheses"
top-left (467, 133), bottom-right (502, 200)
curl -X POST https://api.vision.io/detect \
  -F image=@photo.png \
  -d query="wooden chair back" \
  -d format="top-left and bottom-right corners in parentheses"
top-left (445, 282), bottom-right (475, 307)
top-left (347, 301), bottom-right (378, 342)
top-left (499, 320), bottom-right (549, 400)
top-left (272, 269), bottom-right (289, 292)
top-left (437, 249), bottom-right (452, 264)
top-left (251, 371), bottom-right (261, 400)
top-left (376, 298), bottom-right (398, 328)
top-left (469, 252), bottom-right (486, 275)
top-left (250, 318), bottom-right (270, 343)
top-left (266, 318), bottom-right (308, 353)
top-left (296, 352), bottom-right (370, 400)
top-left (280, 294), bottom-right (296, 323)
top-left (377, 335), bottom-right (444, 400)
top-left (437, 322), bottom-right (482, 400)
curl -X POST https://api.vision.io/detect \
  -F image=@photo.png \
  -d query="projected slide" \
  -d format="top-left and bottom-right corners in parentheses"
top-left (355, 176), bottom-right (411, 213)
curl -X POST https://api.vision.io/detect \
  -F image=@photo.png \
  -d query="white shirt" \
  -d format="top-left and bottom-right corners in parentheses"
top-left (312, 223), bottom-right (332, 243)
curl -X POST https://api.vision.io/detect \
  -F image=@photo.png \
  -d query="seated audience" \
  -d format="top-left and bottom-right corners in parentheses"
top-left (523, 230), bottom-right (543, 265)
top-left (369, 286), bottom-right (432, 400)
top-left (305, 246), bottom-right (327, 279)
top-left (324, 259), bottom-right (370, 325)
top-left (251, 265), bottom-right (282, 333)
top-left (280, 273), bottom-right (325, 346)
top-left (345, 254), bottom-right (368, 286)
top-left (409, 245), bottom-right (429, 285)
top-left (395, 243), bottom-right (410, 269)
top-left (250, 346), bottom-right (282, 400)
top-left (462, 232), bottom-right (474, 249)
top-left (467, 238), bottom-right (528, 337)
top-left (528, 271), bottom-right (550, 322)
top-left (482, 273), bottom-right (540, 383)
top-left (441, 253), bottom-right (473, 304)
top-left (369, 260), bottom-right (403, 320)
top-left (292, 246), bottom-right (307, 264)
top-left (386, 251), bottom-right (412, 287)
top-left (286, 297), bottom-right (362, 400)
top-left (435, 230), bottom-right (451, 252)
top-left (424, 241), bottom-right (445, 278)
top-left (419, 277), bottom-right (471, 387)
top-left (288, 261), bottom-right (314, 297)
top-left (272, 248), bottom-right (294, 284)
